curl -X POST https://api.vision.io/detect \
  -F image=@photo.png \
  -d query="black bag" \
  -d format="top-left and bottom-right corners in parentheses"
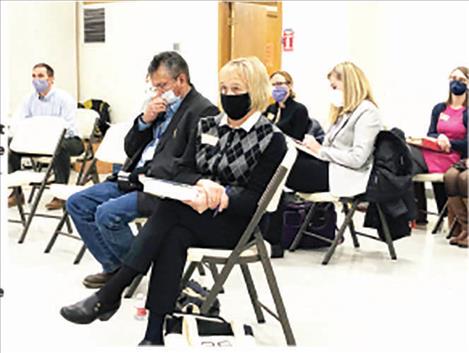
top-left (282, 201), bottom-right (336, 249)
top-left (78, 99), bottom-right (111, 137)
top-left (175, 280), bottom-right (220, 317)
top-left (116, 170), bottom-right (143, 193)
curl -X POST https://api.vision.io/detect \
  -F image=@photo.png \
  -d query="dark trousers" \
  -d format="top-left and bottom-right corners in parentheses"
top-left (264, 153), bottom-right (329, 246)
top-left (410, 145), bottom-right (448, 220)
top-left (123, 199), bottom-right (246, 315)
top-left (9, 136), bottom-right (84, 184)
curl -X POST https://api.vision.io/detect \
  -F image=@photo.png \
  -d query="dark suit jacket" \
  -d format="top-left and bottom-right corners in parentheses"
top-left (121, 86), bottom-right (219, 215)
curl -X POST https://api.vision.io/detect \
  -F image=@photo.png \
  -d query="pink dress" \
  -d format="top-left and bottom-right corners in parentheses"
top-left (422, 106), bottom-right (467, 173)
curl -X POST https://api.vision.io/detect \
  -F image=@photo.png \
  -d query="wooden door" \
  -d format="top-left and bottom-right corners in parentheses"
top-left (219, 1), bottom-right (282, 76)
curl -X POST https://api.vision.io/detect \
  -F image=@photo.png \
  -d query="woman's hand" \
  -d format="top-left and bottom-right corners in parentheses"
top-left (183, 186), bottom-right (209, 214)
top-left (196, 179), bottom-right (225, 209)
top-left (437, 134), bottom-right (451, 153)
top-left (302, 134), bottom-right (321, 154)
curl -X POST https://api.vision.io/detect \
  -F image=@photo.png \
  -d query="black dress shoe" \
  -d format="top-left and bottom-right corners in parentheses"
top-left (60, 294), bottom-right (120, 324)
top-left (138, 339), bottom-right (163, 346)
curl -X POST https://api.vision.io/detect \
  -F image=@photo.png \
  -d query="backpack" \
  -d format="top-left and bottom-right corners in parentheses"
top-left (282, 201), bottom-right (336, 249)
top-left (78, 99), bottom-right (111, 137)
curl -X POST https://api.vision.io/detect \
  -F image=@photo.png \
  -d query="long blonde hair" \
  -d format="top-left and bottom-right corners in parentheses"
top-left (327, 62), bottom-right (378, 124)
top-left (219, 56), bottom-right (271, 112)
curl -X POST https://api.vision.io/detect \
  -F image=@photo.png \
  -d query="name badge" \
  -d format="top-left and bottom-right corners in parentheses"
top-left (439, 113), bottom-right (450, 121)
top-left (201, 133), bottom-right (219, 146)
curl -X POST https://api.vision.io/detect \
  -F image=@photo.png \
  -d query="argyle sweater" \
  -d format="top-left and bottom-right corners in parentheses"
top-left (194, 113), bottom-right (286, 218)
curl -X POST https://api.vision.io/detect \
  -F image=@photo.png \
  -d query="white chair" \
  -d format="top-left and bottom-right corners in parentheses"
top-left (8, 116), bottom-right (66, 243)
top-left (178, 142), bottom-right (298, 346)
top-left (44, 122), bottom-right (131, 263)
top-left (72, 108), bottom-right (101, 184)
top-left (412, 173), bottom-right (446, 233)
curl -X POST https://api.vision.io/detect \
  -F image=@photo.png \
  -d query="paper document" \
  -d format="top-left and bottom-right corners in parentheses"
top-left (407, 137), bottom-right (444, 152)
top-left (288, 137), bottom-right (320, 159)
top-left (140, 176), bottom-right (200, 201)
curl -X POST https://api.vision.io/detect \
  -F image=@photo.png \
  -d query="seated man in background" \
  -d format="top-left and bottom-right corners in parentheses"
top-left (8, 63), bottom-right (84, 210)
top-left (66, 51), bottom-right (219, 289)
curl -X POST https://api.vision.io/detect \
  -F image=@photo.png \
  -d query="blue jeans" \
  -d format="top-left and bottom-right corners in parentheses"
top-left (66, 181), bottom-right (141, 273)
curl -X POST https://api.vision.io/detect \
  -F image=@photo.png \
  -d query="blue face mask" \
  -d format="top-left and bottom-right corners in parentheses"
top-left (272, 86), bottom-right (289, 103)
top-left (32, 79), bottom-right (49, 94)
top-left (450, 80), bottom-right (467, 96)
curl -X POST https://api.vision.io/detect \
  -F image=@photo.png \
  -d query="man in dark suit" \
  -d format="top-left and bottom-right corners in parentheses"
top-left (66, 52), bottom-right (218, 288)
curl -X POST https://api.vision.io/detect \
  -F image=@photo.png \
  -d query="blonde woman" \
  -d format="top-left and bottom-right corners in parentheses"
top-left (60, 57), bottom-right (287, 346)
top-left (287, 61), bottom-right (383, 196)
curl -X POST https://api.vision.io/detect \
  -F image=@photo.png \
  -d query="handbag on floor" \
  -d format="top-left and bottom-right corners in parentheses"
top-left (164, 313), bottom-right (255, 347)
top-left (282, 201), bottom-right (337, 249)
top-left (175, 279), bottom-right (220, 316)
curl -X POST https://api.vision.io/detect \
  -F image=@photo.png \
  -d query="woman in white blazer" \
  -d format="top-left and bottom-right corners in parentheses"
top-left (287, 61), bottom-right (383, 197)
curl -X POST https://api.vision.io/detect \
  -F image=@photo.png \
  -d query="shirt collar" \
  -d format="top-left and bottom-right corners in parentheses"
top-left (219, 111), bottom-right (261, 133)
top-left (37, 87), bottom-right (56, 101)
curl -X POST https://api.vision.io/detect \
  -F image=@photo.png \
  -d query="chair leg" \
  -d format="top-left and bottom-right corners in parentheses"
top-left (27, 185), bottom-right (37, 204)
top-left (180, 261), bottom-right (198, 289)
top-left (240, 263), bottom-right (265, 324)
top-left (208, 263), bottom-right (224, 293)
top-left (431, 201), bottom-right (448, 234)
top-left (376, 204), bottom-right (397, 260)
top-left (446, 219), bottom-right (458, 239)
top-left (197, 263), bottom-right (206, 276)
top-left (322, 200), bottom-right (358, 265)
top-left (124, 274), bottom-right (144, 298)
top-left (64, 213), bottom-right (73, 234)
top-left (44, 211), bottom-right (68, 253)
top-left (73, 244), bottom-right (87, 265)
top-left (15, 188), bottom-right (26, 226)
top-left (256, 237), bottom-right (296, 345)
top-left (343, 202), bottom-right (360, 248)
top-left (18, 182), bottom-right (48, 244)
top-left (289, 203), bottom-right (317, 251)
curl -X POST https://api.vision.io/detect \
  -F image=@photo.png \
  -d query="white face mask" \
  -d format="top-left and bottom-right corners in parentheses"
top-left (330, 88), bottom-right (344, 108)
top-left (161, 89), bottom-right (180, 106)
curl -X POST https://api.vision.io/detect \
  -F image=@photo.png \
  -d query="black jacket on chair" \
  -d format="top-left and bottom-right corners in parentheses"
top-left (364, 128), bottom-right (417, 240)
top-left (118, 86), bottom-right (219, 215)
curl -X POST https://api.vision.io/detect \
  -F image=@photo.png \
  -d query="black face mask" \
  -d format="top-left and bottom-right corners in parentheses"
top-left (450, 80), bottom-right (468, 96)
top-left (220, 93), bottom-right (251, 120)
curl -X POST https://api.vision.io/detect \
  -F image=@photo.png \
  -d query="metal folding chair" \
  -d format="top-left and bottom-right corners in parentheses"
top-left (7, 116), bottom-right (66, 243)
top-left (412, 173), bottom-right (447, 234)
top-left (178, 142), bottom-right (298, 346)
top-left (43, 122), bottom-right (131, 263)
top-left (290, 192), bottom-right (397, 265)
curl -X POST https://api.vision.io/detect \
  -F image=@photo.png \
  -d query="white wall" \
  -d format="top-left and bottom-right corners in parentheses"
top-left (78, 1), bottom-right (218, 123)
top-left (282, 1), bottom-right (469, 135)
top-left (5, 1), bottom-right (77, 117)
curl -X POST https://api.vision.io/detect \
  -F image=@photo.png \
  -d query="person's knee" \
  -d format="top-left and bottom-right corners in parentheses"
top-left (95, 203), bottom-right (125, 231)
top-left (66, 191), bottom-right (94, 220)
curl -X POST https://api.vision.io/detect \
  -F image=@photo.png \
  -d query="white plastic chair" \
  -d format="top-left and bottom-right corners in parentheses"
top-left (178, 141), bottom-right (298, 346)
top-left (8, 116), bottom-right (66, 243)
top-left (44, 122), bottom-right (131, 263)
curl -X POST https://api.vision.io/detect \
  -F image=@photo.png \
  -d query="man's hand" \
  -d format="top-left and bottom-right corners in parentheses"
top-left (142, 96), bottom-right (167, 124)
top-left (196, 179), bottom-right (225, 209)
top-left (183, 186), bottom-right (209, 214)
top-left (302, 134), bottom-right (321, 154)
top-left (437, 134), bottom-right (451, 153)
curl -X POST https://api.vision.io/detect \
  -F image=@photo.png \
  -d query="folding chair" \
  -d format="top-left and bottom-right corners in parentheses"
top-left (178, 142), bottom-right (298, 346)
top-left (43, 122), bottom-right (131, 263)
top-left (290, 192), bottom-right (397, 265)
top-left (7, 116), bottom-right (66, 244)
top-left (412, 173), bottom-right (447, 234)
